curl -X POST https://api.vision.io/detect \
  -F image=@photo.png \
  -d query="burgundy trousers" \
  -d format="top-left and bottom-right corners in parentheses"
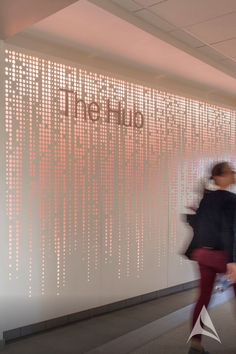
top-left (191, 248), bottom-right (236, 342)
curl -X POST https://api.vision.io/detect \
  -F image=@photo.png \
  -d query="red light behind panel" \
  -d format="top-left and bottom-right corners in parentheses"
top-left (5, 48), bottom-right (236, 298)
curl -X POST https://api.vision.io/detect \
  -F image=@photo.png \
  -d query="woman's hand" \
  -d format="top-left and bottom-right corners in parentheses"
top-left (226, 263), bottom-right (236, 283)
top-left (185, 206), bottom-right (197, 212)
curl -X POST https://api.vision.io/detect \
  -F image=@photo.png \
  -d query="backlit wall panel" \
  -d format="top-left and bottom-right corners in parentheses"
top-left (2, 46), bottom-right (236, 331)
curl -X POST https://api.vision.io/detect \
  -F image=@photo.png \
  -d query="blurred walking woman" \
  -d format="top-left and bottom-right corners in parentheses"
top-left (188, 162), bottom-right (236, 354)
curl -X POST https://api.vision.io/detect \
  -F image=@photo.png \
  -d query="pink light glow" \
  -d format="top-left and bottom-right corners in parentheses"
top-left (5, 48), bottom-right (236, 297)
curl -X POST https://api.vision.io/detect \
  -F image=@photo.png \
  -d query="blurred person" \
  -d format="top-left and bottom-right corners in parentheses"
top-left (185, 162), bottom-right (236, 354)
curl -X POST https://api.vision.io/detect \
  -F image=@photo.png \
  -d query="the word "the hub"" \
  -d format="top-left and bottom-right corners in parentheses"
top-left (60, 88), bottom-right (144, 129)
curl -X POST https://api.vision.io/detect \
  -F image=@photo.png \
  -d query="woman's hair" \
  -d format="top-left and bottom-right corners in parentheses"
top-left (210, 161), bottom-right (231, 179)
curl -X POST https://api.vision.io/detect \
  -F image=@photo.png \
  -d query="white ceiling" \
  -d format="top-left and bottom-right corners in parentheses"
top-left (103, 0), bottom-right (236, 71)
top-left (4, 0), bottom-right (236, 101)
top-left (147, 0), bottom-right (236, 28)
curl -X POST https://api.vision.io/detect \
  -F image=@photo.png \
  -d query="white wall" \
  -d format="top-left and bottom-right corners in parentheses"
top-left (1, 42), bottom-right (236, 336)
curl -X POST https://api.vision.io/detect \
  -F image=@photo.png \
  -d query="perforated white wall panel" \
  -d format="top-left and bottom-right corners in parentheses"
top-left (1, 45), bottom-right (236, 333)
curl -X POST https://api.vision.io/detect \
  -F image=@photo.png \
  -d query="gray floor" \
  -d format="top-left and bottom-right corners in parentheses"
top-left (130, 298), bottom-right (236, 354)
top-left (3, 287), bottom-right (235, 354)
top-left (2, 288), bottom-right (196, 354)
top-left (86, 287), bottom-right (234, 354)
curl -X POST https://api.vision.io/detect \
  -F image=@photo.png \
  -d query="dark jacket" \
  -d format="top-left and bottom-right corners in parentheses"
top-left (184, 189), bottom-right (236, 263)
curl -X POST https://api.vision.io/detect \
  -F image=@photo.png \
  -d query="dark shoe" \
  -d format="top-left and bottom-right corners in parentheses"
top-left (188, 347), bottom-right (210, 354)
